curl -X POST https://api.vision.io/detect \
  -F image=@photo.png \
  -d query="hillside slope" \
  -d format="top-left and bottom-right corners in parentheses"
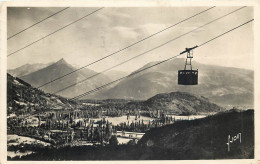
top-left (104, 70), bottom-right (129, 81)
top-left (138, 109), bottom-right (254, 159)
top-left (7, 73), bottom-right (76, 115)
top-left (124, 91), bottom-right (224, 115)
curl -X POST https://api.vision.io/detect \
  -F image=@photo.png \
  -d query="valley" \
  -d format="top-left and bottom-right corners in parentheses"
top-left (7, 58), bottom-right (254, 160)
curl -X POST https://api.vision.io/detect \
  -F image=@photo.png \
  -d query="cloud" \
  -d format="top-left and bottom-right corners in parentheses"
top-left (7, 7), bottom-right (254, 72)
top-left (137, 23), bottom-right (172, 35)
top-left (112, 26), bottom-right (139, 39)
top-left (95, 8), bottom-right (132, 28)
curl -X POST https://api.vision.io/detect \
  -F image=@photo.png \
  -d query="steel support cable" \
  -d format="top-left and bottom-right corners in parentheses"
top-left (7, 7), bottom-right (70, 40)
top-left (34, 6), bottom-right (216, 89)
top-left (198, 19), bottom-right (253, 47)
top-left (7, 7), bottom-right (104, 57)
top-left (52, 6), bottom-right (247, 95)
top-left (70, 18), bottom-right (253, 101)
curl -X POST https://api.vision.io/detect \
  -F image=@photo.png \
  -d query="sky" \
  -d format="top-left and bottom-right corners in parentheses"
top-left (7, 7), bottom-right (254, 73)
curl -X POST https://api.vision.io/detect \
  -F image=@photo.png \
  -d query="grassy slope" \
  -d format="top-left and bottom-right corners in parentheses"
top-left (138, 109), bottom-right (254, 159)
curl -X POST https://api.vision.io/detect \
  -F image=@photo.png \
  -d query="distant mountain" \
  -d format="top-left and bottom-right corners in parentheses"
top-left (8, 63), bottom-right (53, 77)
top-left (19, 59), bottom-right (112, 98)
top-left (104, 70), bottom-right (129, 81)
top-left (7, 73), bottom-right (76, 115)
top-left (138, 109), bottom-right (254, 159)
top-left (124, 92), bottom-right (224, 115)
top-left (93, 58), bottom-right (254, 106)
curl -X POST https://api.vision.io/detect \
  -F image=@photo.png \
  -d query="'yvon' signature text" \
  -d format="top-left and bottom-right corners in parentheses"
top-left (226, 133), bottom-right (242, 152)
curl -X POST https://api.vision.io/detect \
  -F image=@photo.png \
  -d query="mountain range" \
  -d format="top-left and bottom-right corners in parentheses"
top-left (91, 58), bottom-right (254, 106)
top-left (104, 70), bottom-right (129, 81)
top-left (7, 73), bottom-right (222, 116)
top-left (16, 59), bottom-right (112, 99)
top-left (8, 63), bottom-right (53, 77)
top-left (9, 58), bottom-right (254, 106)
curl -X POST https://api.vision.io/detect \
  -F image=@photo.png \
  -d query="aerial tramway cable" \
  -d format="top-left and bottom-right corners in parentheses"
top-left (33, 6), bottom-right (216, 89)
top-left (52, 6), bottom-right (247, 95)
top-left (8, 7), bottom-right (104, 57)
top-left (7, 7), bottom-right (70, 40)
top-left (70, 19), bottom-right (254, 101)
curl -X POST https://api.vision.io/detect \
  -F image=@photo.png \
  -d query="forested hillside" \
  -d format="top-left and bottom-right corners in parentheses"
top-left (124, 92), bottom-right (224, 115)
top-left (7, 73), bottom-right (76, 115)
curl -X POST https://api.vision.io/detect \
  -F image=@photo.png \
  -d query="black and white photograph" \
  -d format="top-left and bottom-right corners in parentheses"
top-left (0, 1), bottom-right (259, 162)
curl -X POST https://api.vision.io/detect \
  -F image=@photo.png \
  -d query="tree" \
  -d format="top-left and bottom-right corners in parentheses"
top-left (109, 135), bottom-right (118, 146)
top-left (127, 139), bottom-right (137, 146)
top-left (94, 127), bottom-right (101, 142)
top-left (105, 123), bottom-right (112, 142)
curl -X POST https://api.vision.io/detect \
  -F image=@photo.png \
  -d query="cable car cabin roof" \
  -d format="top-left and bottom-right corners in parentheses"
top-left (178, 70), bottom-right (198, 74)
top-left (178, 70), bottom-right (198, 85)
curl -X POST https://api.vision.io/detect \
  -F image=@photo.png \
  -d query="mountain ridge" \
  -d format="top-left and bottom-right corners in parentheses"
top-left (13, 58), bottom-right (254, 107)
top-left (19, 59), bottom-right (112, 98)
top-left (8, 62), bottom-right (53, 77)
top-left (91, 58), bottom-right (253, 106)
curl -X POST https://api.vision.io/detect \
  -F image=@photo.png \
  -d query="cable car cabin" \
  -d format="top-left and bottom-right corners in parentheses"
top-left (178, 70), bottom-right (198, 85)
top-left (178, 46), bottom-right (198, 85)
